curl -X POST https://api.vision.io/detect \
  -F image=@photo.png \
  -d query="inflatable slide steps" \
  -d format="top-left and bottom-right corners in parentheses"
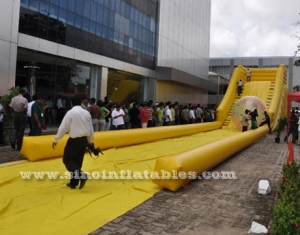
top-left (265, 82), bottom-right (275, 108)
top-left (222, 92), bottom-right (244, 127)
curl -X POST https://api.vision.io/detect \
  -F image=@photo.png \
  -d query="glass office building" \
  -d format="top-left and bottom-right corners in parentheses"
top-left (1, 0), bottom-right (214, 107)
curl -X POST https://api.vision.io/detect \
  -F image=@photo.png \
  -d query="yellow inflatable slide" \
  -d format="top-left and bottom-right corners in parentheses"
top-left (0, 65), bottom-right (287, 235)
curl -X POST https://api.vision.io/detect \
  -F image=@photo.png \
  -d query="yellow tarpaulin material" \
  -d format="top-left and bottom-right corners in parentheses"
top-left (0, 129), bottom-right (237, 235)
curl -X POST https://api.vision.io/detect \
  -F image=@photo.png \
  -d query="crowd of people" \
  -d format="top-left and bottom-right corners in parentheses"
top-left (79, 97), bottom-right (217, 131)
top-left (0, 89), bottom-right (218, 150)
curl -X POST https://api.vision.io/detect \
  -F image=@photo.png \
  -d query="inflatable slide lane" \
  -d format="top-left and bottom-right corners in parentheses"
top-left (19, 65), bottom-right (287, 191)
top-left (151, 65), bottom-right (287, 191)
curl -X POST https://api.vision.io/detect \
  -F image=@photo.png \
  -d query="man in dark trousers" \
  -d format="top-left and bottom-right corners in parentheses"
top-left (284, 110), bottom-right (298, 143)
top-left (259, 111), bottom-right (271, 134)
top-left (9, 88), bottom-right (28, 150)
top-left (52, 96), bottom-right (94, 189)
top-left (31, 96), bottom-right (46, 136)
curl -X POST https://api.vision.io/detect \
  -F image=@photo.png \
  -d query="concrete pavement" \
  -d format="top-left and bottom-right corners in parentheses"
top-left (89, 133), bottom-right (298, 235)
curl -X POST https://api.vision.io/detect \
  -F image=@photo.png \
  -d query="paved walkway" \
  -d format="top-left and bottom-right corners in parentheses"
top-left (0, 131), bottom-right (298, 235)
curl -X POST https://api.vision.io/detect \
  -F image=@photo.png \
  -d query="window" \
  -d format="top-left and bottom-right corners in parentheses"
top-left (67, 11), bottom-right (75, 26)
top-left (102, 7), bottom-right (109, 26)
top-left (109, 0), bottom-right (115, 11)
top-left (83, 0), bottom-right (91, 18)
top-left (114, 13), bottom-right (120, 32)
top-left (89, 21), bottom-right (96, 34)
top-left (49, 4), bottom-right (58, 19)
top-left (21, 0), bottom-right (29, 8)
top-left (150, 18), bottom-right (155, 32)
top-left (59, 0), bottom-right (67, 9)
top-left (129, 21), bottom-right (134, 37)
top-left (134, 23), bottom-right (138, 39)
top-left (137, 25), bottom-right (142, 41)
top-left (120, 1), bottom-right (125, 16)
top-left (67, 0), bottom-right (75, 12)
top-left (108, 10), bottom-right (115, 29)
top-left (102, 26), bottom-right (108, 38)
top-left (103, 0), bottom-right (109, 8)
top-left (108, 29), bottom-right (114, 41)
top-left (58, 8), bottom-right (67, 23)
top-left (50, 0), bottom-right (59, 5)
top-left (82, 18), bottom-right (89, 31)
top-left (134, 9), bottom-right (139, 22)
top-left (125, 4), bottom-right (130, 19)
top-left (96, 24), bottom-right (102, 36)
top-left (97, 5), bottom-right (103, 24)
top-left (124, 35), bottom-right (129, 46)
top-left (75, 0), bottom-right (83, 15)
top-left (129, 37), bottom-right (133, 48)
top-left (130, 7), bottom-right (135, 21)
top-left (75, 14), bottom-right (82, 28)
top-left (115, 0), bottom-right (121, 14)
top-left (40, 1), bottom-right (49, 15)
top-left (113, 31), bottom-right (119, 43)
top-left (119, 33), bottom-right (124, 45)
top-left (90, 1), bottom-right (97, 21)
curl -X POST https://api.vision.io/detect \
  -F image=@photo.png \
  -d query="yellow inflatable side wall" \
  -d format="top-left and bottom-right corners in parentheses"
top-left (152, 65), bottom-right (288, 191)
top-left (152, 126), bottom-right (269, 191)
top-left (20, 122), bottom-right (221, 161)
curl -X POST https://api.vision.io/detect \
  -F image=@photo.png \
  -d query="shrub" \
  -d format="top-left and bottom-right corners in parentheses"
top-left (270, 160), bottom-right (300, 234)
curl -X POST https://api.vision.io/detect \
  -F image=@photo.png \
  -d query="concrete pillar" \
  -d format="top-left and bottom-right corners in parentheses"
top-left (99, 67), bottom-right (108, 100)
top-left (140, 77), bottom-right (156, 103)
top-left (0, 0), bottom-right (20, 95)
top-left (90, 66), bottom-right (108, 100)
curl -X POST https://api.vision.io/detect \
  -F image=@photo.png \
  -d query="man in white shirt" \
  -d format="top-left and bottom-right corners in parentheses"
top-left (52, 96), bottom-right (94, 190)
top-left (189, 106), bottom-right (196, 124)
top-left (246, 69), bottom-right (251, 82)
top-left (0, 96), bottom-right (5, 146)
top-left (111, 104), bottom-right (125, 130)
top-left (27, 95), bottom-right (37, 136)
top-left (164, 105), bottom-right (172, 126)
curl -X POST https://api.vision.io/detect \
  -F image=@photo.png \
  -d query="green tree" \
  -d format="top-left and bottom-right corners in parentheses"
top-left (293, 14), bottom-right (300, 66)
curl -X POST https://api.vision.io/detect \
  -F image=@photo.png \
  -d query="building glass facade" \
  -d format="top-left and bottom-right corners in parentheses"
top-left (19, 0), bottom-right (157, 69)
top-left (16, 48), bottom-right (90, 109)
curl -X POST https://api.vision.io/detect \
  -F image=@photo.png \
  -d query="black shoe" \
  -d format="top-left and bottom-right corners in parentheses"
top-left (11, 142), bottom-right (15, 150)
top-left (66, 183), bottom-right (76, 189)
top-left (79, 174), bottom-right (88, 189)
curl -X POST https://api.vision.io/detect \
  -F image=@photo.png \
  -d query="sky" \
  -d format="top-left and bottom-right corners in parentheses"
top-left (210, 0), bottom-right (300, 57)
